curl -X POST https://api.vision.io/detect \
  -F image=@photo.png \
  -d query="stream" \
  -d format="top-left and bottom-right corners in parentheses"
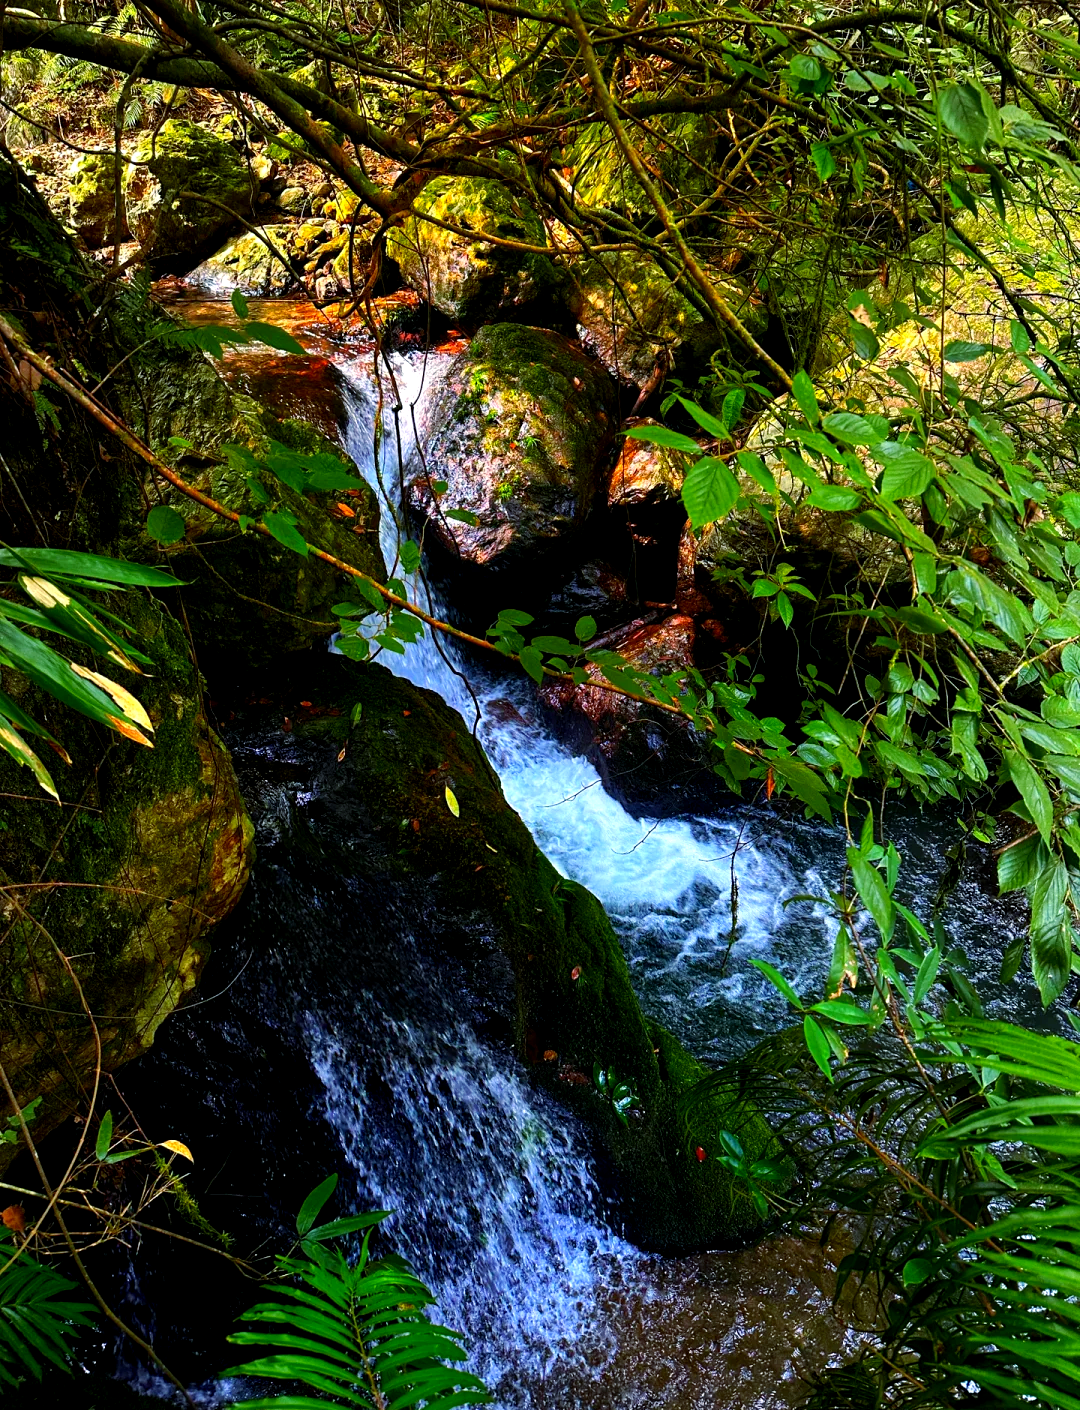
top-left (115, 312), bottom-right (1042, 1408)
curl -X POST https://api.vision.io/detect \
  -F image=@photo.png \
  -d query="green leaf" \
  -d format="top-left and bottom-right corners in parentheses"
top-left (944, 340), bottom-right (995, 362)
top-left (810, 142), bottom-right (836, 181)
top-left (399, 540), bottom-right (422, 575)
top-left (262, 511), bottom-right (309, 558)
top-left (847, 848), bottom-right (895, 942)
top-left (296, 1174), bottom-right (338, 1237)
top-left (675, 396), bottom-right (730, 440)
top-left (735, 450), bottom-right (776, 493)
top-left (95, 1110), bottom-right (113, 1162)
top-left (939, 82), bottom-right (990, 148)
top-left (1030, 859), bottom-right (1072, 1004)
top-left (231, 288), bottom-right (250, 319)
top-left (682, 456), bottom-right (742, 528)
top-left (624, 425), bottom-right (701, 453)
top-left (822, 412), bottom-right (883, 445)
top-left (145, 505), bottom-right (186, 545)
top-left (803, 1015), bottom-right (833, 1081)
top-left (748, 957), bottom-right (802, 1009)
top-left (243, 321), bottom-right (306, 355)
top-left (808, 1000), bottom-right (873, 1026)
top-left (805, 484), bottom-right (862, 512)
top-left (575, 616), bottom-right (597, 643)
top-left (875, 442), bottom-right (936, 500)
top-left (791, 370), bottom-right (819, 427)
top-left (0, 548), bottom-right (184, 588)
top-left (769, 755), bottom-right (832, 820)
top-left (444, 508), bottom-right (480, 526)
top-left (1003, 748), bottom-right (1053, 844)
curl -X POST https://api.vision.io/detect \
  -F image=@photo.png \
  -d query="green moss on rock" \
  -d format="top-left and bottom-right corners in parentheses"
top-left (387, 176), bottom-right (562, 322)
top-left (407, 322), bottom-right (617, 577)
top-left (67, 151), bottom-right (128, 249)
top-left (126, 119), bottom-right (259, 267)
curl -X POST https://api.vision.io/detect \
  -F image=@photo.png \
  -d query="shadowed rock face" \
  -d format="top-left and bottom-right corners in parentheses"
top-left (405, 323), bottom-right (618, 585)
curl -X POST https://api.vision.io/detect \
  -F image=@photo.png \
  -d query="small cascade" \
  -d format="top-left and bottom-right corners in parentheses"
top-left (113, 329), bottom-right (1034, 1409)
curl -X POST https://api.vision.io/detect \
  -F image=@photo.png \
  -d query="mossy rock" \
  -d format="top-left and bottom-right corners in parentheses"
top-left (406, 323), bottom-right (617, 584)
top-left (126, 119), bottom-right (259, 268)
top-left (187, 227), bottom-right (300, 297)
top-left (67, 151), bottom-right (128, 249)
top-left (0, 591), bottom-right (253, 1176)
top-left (286, 655), bottom-right (770, 1251)
top-left (386, 176), bottom-right (562, 323)
top-left (569, 114), bottom-right (716, 219)
top-left (572, 250), bottom-right (764, 388)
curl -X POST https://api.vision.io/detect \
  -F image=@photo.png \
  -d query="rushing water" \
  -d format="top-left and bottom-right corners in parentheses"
top-left (118, 320), bottom-right (1039, 1407)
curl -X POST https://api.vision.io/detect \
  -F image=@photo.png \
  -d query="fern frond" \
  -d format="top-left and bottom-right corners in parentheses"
top-left (224, 1193), bottom-right (491, 1410)
top-left (0, 1243), bottom-right (96, 1387)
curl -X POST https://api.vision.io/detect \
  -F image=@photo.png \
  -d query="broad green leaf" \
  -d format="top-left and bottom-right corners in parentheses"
top-left (231, 288), bottom-right (250, 319)
top-left (943, 340), bottom-right (995, 362)
top-left (875, 442), bottom-right (936, 500)
top-left (791, 370), bottom-right (819, 427)
top-left (145, 505), bottom-right (186, 545)
top-left (947, 564), bottom-right (1034, 644)
top-left (803, 1015), bottom-right (833, 1081)
top-left (444, 508), bottom-right (480, 526)
top-left (847, 848), bottom-right (895, 942)
top-left (748, 957), bottom-right (802, 1010)
top-left (399, 540), bottom-right (422, 575)
top-left (624, 425), bottom-right (700, 453)
top-left (805, 484), bottom-right (862, 512)
top-left (681, 456), bottom-right (741, 528)
top-left (769, 755), bottom-right (832, 820)
top-left (1003, 748), bottom-right (1053, 843)
top-left (243, 321), bottom-right (306, 355)
top-left (575, 615), bottom-right (597, 643)
top-left (1030, 858), bottom-right (1071, 1004)
top-left (262, 511), bottom-right (309, 557)
top-left (735, 450), bottom-right (776, 493)
top-left (810, 142), bottom-right (836, 181)
top-left (823, 412), bottom-right (882, 445)
top-left (808, 1000), bottom-right (873, 1026)
top-left (939, 82), bottom-right (990, 148)
top-left (997, 834), bottom-right (1045, 893)
top-left (676, 396), bottom-right (729, 440)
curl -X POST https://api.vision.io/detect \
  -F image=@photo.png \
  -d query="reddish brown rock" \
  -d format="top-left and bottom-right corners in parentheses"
top-left (541, 615), bottom-right (698, 798)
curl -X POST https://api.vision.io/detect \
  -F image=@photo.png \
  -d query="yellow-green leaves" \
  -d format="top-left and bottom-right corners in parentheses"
top-left (445, 785), bottom-right (460, 817)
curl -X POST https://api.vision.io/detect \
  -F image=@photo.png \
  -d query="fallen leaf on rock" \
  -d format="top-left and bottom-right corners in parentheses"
top-left (159, 1140), bottom-right (194, 1163)
top-left (695, 1146), bottom-right (707, 1162)
top-left (445, 785), bottom-right (460, 817)
top-left (570, 966), bottom-right (581, 981)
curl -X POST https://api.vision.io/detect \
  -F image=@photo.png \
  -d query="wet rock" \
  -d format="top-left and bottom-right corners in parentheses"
top-left (573, 252), bottom-right (762, 389)
top-left (606, 432), bottom-right (690, 607)
top-left (540, 613), bottom-right (702, 800)
top-left (126, 119), bottom-right (259, 267)
top-left (186, 226), bottom-right (300, 296)
top-left (406, 323), bottom-right (618, 585)
top-left (386, 175), bottom-right (561, 323)
top-left (67, 151), bottom-right (128, 248)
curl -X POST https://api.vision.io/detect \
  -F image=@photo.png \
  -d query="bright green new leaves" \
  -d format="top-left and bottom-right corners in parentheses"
top-left (682, 456), bottom-right (741, 528)
top-left (874, 441), bottom-right (936, 500)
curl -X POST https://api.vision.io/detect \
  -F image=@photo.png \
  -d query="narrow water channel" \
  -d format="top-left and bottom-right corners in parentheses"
top-left (117, 313), bottom-right (1038, 1408)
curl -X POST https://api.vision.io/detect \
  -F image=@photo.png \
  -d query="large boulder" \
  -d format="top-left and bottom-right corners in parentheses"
top-left (186, 226), bottom-right (300, 297)
top-left (0, 593), bottom-right (253, 1174)
top-left (406, 323), bottom-right (618, 586)
top-left (572, 252), bottom-right (763, 389)
top-left (569, 114), bottom-right (716, 219)
top-left (126, 119), bottom-right (259, 267)
top-left (67, 151), bottom-right (128, 248)
top-left (386, 176), bottom-right (562, 323)
top-left (178, 653), bottom-right (771, 1253)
